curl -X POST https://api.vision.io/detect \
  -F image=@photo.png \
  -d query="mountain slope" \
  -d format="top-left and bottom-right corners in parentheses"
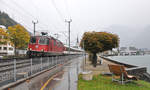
top-left (0, 11), bottom-right (18, 28)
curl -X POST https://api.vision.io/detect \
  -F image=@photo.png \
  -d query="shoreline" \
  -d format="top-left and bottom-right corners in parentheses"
top-left (100, 56), bottom-right (150, 83)
top-left (101, 56), bottom-right (137, 68)
top-left (83, 55), bottom-right (150, 82)
top-left (83, 56), bottom-right (126, 75)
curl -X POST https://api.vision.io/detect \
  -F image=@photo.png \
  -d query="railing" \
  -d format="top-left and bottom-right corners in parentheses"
top-left (0, 55), bottom-right (81, 87)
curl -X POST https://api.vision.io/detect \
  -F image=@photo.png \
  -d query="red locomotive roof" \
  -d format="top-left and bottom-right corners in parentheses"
top-left (31, 35), bottom-right (64, 45)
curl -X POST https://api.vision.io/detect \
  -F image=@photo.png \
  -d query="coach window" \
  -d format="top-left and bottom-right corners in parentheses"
top-left (9, 47), bottom-right (13, 51)
top-left (30, 37), bottom-right (36, 43)
top-left (0, 47), bottom-right (1, 50)
top-left (4, 47), bottom-right (7, 50)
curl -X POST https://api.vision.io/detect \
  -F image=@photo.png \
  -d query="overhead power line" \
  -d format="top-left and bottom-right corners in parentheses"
top-left (51, 0), bottom-right (65, 22)
top-left (1, 0), bottom-right (57, 34)
top-left (1, 0), bottom-right (72, 36)
top-left (0, 0), bottom-right (33, 26)
top-left (10, 0), bottom-right (49, 28)
top-left (1, 0), bottom-right (32, 20)
top-left (15, 0), bottom-right (65, 33)
top-left (11, 0), bottom-right (36, 19)
top-left (64, 0), bottom-right (71, 19)
top-left (31, 0), bottom-right (64, 31)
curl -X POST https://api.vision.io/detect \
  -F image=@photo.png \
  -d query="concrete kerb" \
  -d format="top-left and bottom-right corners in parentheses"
top-left (0, 58), bottom-right (74, 90)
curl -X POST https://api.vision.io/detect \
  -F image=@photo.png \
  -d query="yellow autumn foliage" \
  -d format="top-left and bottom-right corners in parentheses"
top-left (0, 28), bottom-right (9, 44)
top-left (7, 24), bottom-right (30, 49)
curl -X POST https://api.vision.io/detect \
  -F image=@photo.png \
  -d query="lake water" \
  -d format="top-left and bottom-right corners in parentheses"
top-left (108, 55), bottom-right (150, 73)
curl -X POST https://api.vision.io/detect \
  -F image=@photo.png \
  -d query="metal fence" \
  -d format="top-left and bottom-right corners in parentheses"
top-left (0, 55), bottom-right (81, 87)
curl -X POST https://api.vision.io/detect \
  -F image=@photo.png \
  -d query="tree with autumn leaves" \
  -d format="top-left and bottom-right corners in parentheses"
top-left (80, 31), bottom-right (119, 67)
top-left (0, 28), bottom-right (9, 45)
top-left (7, 24), bottom-right (30, 55)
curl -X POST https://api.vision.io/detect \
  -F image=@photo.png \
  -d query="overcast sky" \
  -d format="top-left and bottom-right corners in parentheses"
top-left (0, 0), bottom-right (150, 48)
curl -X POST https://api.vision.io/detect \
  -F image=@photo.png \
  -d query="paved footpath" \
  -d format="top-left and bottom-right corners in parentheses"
top-left (44, 56), bottom-right (121, 90)
top-left (84, 56), bottom-right (120, 75)
top-left (43, 56), bottom-right (84, 90)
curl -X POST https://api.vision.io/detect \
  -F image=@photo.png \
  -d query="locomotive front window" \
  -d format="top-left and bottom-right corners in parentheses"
top-left (30, 37), bottom-right (36, 43)
top-left (39, 37), bottom-right (49, 45)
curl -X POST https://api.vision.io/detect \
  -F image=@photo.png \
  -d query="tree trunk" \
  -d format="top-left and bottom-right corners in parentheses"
top-left (92, 53), bottom-right (97, 67)
top-left (88, 53), bottom-right (93, 61)
top-left (14, 44), bottom-right (16, 56)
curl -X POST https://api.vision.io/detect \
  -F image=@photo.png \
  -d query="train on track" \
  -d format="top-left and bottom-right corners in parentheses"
top-left (27, 35), bottom-right (82, 57)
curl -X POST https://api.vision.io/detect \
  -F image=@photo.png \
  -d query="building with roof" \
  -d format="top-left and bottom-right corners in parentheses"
top-left (0, 25), bottom-right (14, 55)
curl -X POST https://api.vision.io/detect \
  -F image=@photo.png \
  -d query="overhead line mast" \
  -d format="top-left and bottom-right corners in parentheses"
top-left (65, 19), bottom-right (72, 54)
top-left (32, 20), bottom-right (38, 36)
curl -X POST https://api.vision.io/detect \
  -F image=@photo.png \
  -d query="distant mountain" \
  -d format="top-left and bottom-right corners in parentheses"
top-left (0, 11), bottom-right (18, 28)
top-left (107, 24), bottom-right (150, 49)
top-left (134, 26), bottom-right (150, 49)
top-left (107, 25), bottom-right (138, 47)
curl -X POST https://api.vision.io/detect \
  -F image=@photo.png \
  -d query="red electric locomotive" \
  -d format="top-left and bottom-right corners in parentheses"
top-left (27, 35), bottom-right (66, 57)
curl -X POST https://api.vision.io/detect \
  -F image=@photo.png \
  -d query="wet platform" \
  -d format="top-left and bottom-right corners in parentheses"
top-left (46, 56), bottom-right (84, 90)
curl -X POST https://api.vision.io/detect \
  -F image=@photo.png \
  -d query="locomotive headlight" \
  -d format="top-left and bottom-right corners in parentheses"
top-left (29, 48), bottom-right (32, 50)
top-left (35, 45), bottom-right (38, 48)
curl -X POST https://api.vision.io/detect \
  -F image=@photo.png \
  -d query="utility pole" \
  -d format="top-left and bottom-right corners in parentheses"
top-left (32, 20), bottom-right (38, 36)
top-left (65, 19), bottom-right (72, 54)
top-left (83, 40), bottom-right (85, 71)
top-left (76, 35), bottom-right (79, 48)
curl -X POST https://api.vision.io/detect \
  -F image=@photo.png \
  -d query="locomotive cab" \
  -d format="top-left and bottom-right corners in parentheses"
top-left (28, 36), bottom-right (37, 51)
top-left (28, 36), bottom-right (49, 52)
top-left (27, 35), bottom-right (66, 57)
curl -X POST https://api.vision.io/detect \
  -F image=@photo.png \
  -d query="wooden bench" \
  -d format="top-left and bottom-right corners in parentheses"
top-left (108, 64), bottom-right (138, 84)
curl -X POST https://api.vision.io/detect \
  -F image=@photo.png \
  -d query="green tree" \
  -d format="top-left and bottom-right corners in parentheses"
top-left (7, 24), bottom-right (30, 55)
top-left (80, 31), bottom-right (119, 67)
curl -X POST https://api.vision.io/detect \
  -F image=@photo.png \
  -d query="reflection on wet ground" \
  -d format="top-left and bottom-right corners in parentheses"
top-left (48, 56), bottom-right (83, 90)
